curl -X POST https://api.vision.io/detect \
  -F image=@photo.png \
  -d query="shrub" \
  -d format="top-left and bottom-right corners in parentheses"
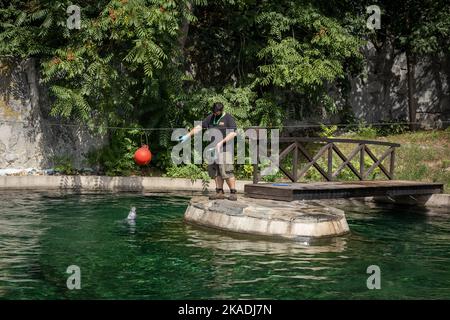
top-left (51, 155), bottom-right (75, 175)
top-left (165, 163), bottom-right (210, 189)
top-left (86, 129), bottom-right (141, 176)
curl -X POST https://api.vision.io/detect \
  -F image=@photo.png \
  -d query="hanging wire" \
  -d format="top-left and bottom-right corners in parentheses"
top-left (140, 132), bottom-right (149, 145)
top-left (0, 118), bottom-right (449, 131)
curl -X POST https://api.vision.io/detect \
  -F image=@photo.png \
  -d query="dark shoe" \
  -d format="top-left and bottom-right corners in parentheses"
top-left (228, 193), bottom-right (237, 201)
top-left (209, 189), bottom-right (225, 200)
top-left (228, 189), bottom-right (237, 201)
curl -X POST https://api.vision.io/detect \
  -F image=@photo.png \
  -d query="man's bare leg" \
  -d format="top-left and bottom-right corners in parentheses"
top-left (225, 177), bottom-right (235, 190)
top-left (225, 177), bottom-right (237, 200)
top-left (215, 176), bottom-right (224, 190)
top-left (209, 176), bottom-right (225, 200)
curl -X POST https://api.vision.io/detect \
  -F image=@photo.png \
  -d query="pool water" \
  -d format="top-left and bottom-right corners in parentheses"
top-left (1, 192), bottom-right (450, 299)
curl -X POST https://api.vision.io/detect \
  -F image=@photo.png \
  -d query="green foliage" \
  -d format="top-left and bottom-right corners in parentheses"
top-left (375, 122), bottom-right (409, 136)
top-left (6, 0), bottom-right (446, 181)
top-left (304, 155), bottom-right (380, 181)
top-left (0, 0), bottom-right (194, 130)
top-left (319, 124), bottom-right (338, 137)
top-left (261, 170), bottom-right (284, 183)
top-left (349, 122), bottom-right (378, 139)
top-left (239, 163), bottom-right (254, 179)
top-left (0, 0), bottom-right (367, 136)
top-left (51, 155), bottom-right (75, 175)
top-left (165, 163), bottom-right (210, 188)
top-left (345, 120), bottom-right (410, 138)
top-left (87, 129), bottom-right (141, 176)
top-left (180, 86), bottom-right (285, 129)
top-left (234, 159), bottom-right (254, 180)
top-left (181, 0), bottom-right (366, 127)
top-left (254, 2), bottom-right (364, 115)
top-left (152, 149), bottom-right (174, 171)
top-left (359, 1), bottom-right (450, 57)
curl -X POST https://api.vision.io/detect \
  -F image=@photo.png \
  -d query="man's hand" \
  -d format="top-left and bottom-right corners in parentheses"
top-left (215, 141), bottom-right (223, 154)
top-left (178, 134), bottom-right (190, 143)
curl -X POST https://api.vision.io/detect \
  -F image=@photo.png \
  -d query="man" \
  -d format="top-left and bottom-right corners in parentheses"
top-left (179, 102), bottom-right (238, 200)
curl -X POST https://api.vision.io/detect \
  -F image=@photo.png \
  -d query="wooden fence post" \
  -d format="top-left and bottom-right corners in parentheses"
top-left (360, 144), bottom-right (365, 180)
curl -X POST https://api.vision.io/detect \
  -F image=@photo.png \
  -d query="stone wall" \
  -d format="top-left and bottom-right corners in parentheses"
top-left (284, 41), bottom-right (450, 133)
top-left (348, 41), bottom-right (450, 129)
top-left (0, 58), bottom-right (105, 169)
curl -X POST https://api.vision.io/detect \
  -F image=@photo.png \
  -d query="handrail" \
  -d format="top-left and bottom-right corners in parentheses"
top-left (252, 136), bottom-right (401, 183)
top-left (278, 137), bottom-right (401, 148)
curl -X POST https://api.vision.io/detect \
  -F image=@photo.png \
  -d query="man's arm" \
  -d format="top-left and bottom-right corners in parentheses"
top-left (178, 125), bottom-right (201, 142)
top-left (179, 115), bottom-right (211, 141)
top-left (216, 115), bottom-right (237, 149)
top-left (186, 124), bottom-right (202, 138)
top-left (216, 131), bottom-right (237, 149)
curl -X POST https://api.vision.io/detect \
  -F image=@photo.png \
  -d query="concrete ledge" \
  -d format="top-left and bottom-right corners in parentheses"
top-left (367, 194), bottom-right (450, 209)
top-left (0, 175), bottom-right (251, 193)
top-left (184, 196), bottom-right (350, 239)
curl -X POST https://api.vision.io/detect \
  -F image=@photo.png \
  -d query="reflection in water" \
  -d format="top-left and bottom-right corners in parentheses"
top-left (183, 225), bottom-right (349, 298)
top-left (126, 219), bottom-right (136, 234)
top-left (184, 224), bottom-right (348, 255)
top-left (0, 196), bottom-right (45, 298)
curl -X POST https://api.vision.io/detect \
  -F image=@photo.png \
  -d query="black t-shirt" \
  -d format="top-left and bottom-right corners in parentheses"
top-left (202, 112), bottom-right (237, 148)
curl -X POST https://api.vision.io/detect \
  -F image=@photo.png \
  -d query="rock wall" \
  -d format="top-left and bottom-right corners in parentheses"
top-left (0, 58), bottom-right (105, 170)
top-left (348, 41), bottom-right (450, 129)
top-left (277, 41), bottom-right (449, 135)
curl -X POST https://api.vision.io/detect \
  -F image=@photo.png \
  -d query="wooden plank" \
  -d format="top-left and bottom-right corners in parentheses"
top-left (390, 148), bottom-right (396, 179)
top-left (252, 137), bottom-right (259, 183)
top-left (332, 144), bottom-right (362, 180)
top-left (265, 136), bottom-right (401, 184)
top-left (365, 147), bottom-right (394, 179)
top-left (296, 143), bottom-right (330, 181)
top-left (277, 142), bottom-right (297, 182)
top-left (332, 144), bottom-right (362, 179)
top-left (244, 184), bottom-right (294, 201)
top-left (364, 145), bottom-right (392, 179)
top-left (327, 144), bottom-right (333, 181)
top-left (252, 163), bottom-right (259, 184)
top-left (244, 180), bottom-right (444, 201)
top-left (293, 142), bottom-right (298, 182)
top-left (360, 144), bottom-right (365, 179)
top-left (279, 142), bottom-right (296, 161)
top-left (278, 137), bottom-right (401, 148)
top-left (291, 184), bottom-right (443, 200)
top-left (279, 164), bottom-right (295, 182)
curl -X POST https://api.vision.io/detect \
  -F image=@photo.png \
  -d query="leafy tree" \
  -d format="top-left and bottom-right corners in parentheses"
top-left (0, 0), bottom-right (201, 129)
top-left (0, 0), bottom-right (396, 173)
top-left (181, 0), bottom-right (365, 128)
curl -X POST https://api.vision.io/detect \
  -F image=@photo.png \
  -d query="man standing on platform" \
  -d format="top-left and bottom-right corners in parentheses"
top-left (178, 102), bottom-right (238, 200)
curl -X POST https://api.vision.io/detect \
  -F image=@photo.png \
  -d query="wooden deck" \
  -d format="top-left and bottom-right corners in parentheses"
top-left (244, 180), bottom-right (444, 201)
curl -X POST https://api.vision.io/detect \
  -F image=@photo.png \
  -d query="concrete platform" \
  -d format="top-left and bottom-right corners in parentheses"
top-left (184, 196), bottom-right (349, 240)
top-left (245, 180), bottom-right (444, 201)
top-left (0, 175), bottom-right (251, 193)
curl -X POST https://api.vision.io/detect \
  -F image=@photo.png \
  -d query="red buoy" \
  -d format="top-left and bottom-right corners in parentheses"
top-left (134, 144), bottom-right (152, 166)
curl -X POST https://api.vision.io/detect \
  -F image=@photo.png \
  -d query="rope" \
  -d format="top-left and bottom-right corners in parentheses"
top-left (0, 118), bottom-right (449, 131)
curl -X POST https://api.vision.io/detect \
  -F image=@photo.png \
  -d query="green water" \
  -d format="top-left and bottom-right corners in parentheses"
top-left (1, 191), bottom-right (450, 299)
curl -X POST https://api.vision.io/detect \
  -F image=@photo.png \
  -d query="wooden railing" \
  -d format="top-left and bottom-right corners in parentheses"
top-left (252, 137), bottom-right (400, 184)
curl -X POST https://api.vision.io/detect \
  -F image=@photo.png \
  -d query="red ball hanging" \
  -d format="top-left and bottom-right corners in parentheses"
top-left (134, 144), bottom-right (152, 166)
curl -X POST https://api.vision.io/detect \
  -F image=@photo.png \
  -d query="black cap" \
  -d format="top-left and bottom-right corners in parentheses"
top-left (212, 102), bottom-right (224, 113)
